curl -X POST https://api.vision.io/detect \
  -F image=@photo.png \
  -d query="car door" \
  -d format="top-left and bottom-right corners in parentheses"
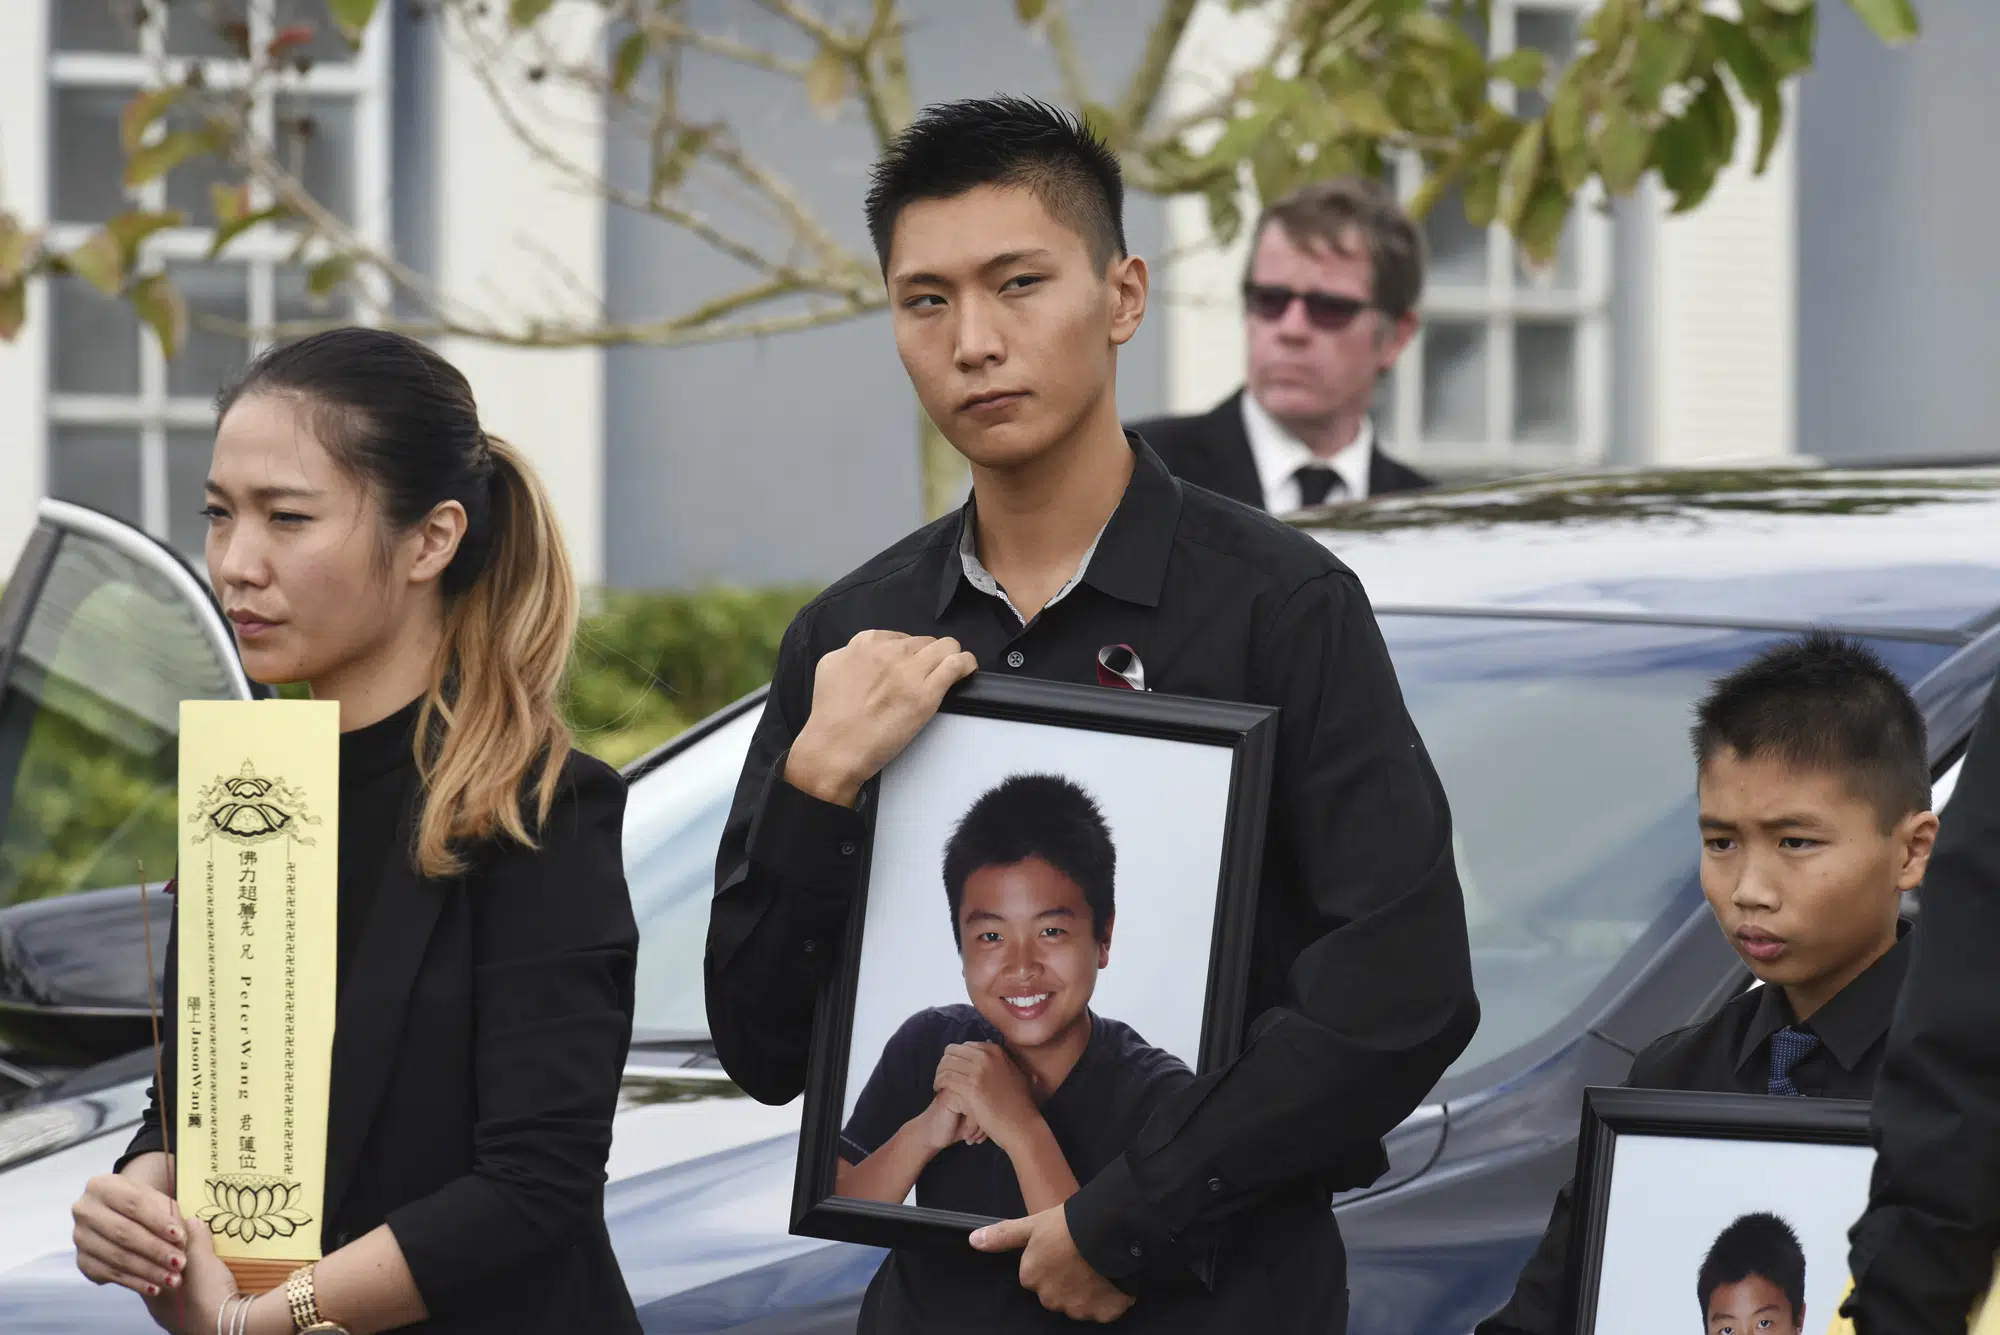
top-left (0, 498), bottom-right (252, 911)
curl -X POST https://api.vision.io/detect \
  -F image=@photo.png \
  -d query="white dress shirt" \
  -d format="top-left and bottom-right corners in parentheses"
top-left (1240, 391), bottom-right (1375, 513)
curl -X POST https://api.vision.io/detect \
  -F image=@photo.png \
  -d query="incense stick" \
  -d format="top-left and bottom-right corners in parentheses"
top-left (137, 861), bottom-right (183, 1321)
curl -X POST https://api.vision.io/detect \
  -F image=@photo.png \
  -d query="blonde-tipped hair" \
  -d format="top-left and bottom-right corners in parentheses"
top-left (413, 434), bottom-right (577, 877)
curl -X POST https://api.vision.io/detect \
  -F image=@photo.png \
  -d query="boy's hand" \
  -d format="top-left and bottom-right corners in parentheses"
top-left (785, 631), bottom-right (978, 808)
top-left (935, 1042), bottom-right (1040, 1151)
top-left (912, 1088), bottom-right (986, 1155)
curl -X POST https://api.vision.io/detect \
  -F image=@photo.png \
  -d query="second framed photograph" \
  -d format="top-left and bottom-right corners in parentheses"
top-left (788, 674), bottom-right (1278, 1252)
top-left (1566, 1087), bottom-right (1875, 1335)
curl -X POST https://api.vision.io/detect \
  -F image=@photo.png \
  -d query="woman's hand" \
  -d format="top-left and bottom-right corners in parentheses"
top-left (175, 1218), bottom-right (243, 1335)
top-left (73, 1156), bottom-right (187, 1300)
top-left (935, 1042), bottom-right (1041, 1152)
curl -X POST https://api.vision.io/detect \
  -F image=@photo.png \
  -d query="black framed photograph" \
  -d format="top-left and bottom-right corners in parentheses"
top-left (1566, 1086), bottom-right (1875, 1335)
top-left (789, 674), bottom-right (1278, 1252)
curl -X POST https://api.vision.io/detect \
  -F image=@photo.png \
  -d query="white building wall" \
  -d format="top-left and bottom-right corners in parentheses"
top-left (434, 1), bottom-right (607, 586)
top-left (1645, 94), bottom-right (1799, 465)
top-left (0, 5), bottom-right (50, 572)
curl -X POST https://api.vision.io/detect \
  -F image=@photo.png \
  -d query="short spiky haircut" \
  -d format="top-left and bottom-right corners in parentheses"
top-left (864, 96), bottom-right (1127, 272)
top-left (1696, 1212), bottom-right (1806, 1322)
top-left (941, 774), bottom-right (1116, 948)
top-left (1692, 630), bottom-right (1930, 830)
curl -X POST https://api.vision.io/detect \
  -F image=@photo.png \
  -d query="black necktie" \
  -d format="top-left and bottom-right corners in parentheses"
top-left (1294, 465), bottom-right (1343, 508)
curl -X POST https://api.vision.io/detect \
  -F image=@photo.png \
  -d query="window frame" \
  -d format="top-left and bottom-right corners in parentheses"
top-left (43, 1), bottom-right (391, 544)
top-left (1387, 0), bottom-right (1612, 474)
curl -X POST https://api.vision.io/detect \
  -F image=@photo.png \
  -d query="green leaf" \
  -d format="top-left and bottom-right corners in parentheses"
top-left (1753, 10), bottom-right (1817, 78)
top-left (120, 87), bottom-right (183, 155)
top-left (1462, 160), bottom-right (1502, 228)
top-left (1547, 81), bottom-right (1590, 193)
top-left (125, 128), bottom-right (220, 188)
top-left (1516, 182), bottom-right (1571, 268)
top-left (1499, 120), bottom-right (1544, 230)
top-left (507, 0), bottom-right (555, 28)
top-left (1631, 20), bottom-right (1697, 108)
top-left (650, 126), bottom-right (713, 196)
top-left (1586, 0), bottom-right (1633, 50)
top-left (611, 32), bottom-right (647, 96)
top-left (1249, 132), bottom-right (1298, 204)
top-left (804, 45), bottom-right (848, 117)
top-left (1844, 0), bottom-right (1919, 43)
top-left (307, 254), bottom-right (354, 298)
top-left (1330, 87), bottom-right (1402, 139)
top-left (1593, 105), bottom-right (1651, 196)
top-left (208, 205), bottom-right (289, 261)
top-left (1489, 49), bottom-right (1547, 90)
top-left (0, 281), bottom-right (23, 342)
top-left (1203, 176), bottom-right (1245, 248)
top-left (67, 232), bottom-right (125, 296)
top-left (1655, 114), bottom-right (1720, 212)
top-left (1015, 0), bottom-right (1048, 22)
top-left (105, 209), bottom-right (184, 258)
top-left (326, 0), bottom-right (379, 42)
top-left (0, 217), bottom-right (40, 284)
top-left (130, 272), bottom-right (187, 360)
top-left (210, 182), bottom-right (249, 226)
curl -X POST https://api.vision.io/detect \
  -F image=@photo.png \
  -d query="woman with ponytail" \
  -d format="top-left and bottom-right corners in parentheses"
top-left (69, 328), bottom-right (641, 1335)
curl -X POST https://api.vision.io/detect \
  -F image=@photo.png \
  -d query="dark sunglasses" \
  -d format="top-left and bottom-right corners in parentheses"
top-left (1242, 282), bottom-right (1378, 331)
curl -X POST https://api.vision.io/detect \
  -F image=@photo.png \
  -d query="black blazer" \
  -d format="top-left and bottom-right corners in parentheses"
top-left (1129, 390), bottom-right (1432, 510)
top-left (123, 754), bottom-right (641, 1335)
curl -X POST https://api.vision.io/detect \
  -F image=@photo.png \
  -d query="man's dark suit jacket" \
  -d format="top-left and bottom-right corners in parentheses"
top-left (1129, 390), bottom-right (1431, 509)
top-left (121, 755), bottom-right (641, 1335)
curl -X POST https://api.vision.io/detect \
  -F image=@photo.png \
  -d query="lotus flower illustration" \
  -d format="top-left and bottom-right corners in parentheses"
top-left (188, 760), bottom-right (320, 846)
top-left (197, 1174), bottom-right (314, 1242)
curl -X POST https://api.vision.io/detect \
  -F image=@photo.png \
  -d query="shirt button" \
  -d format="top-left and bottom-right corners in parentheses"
top-left (1128, 1242), bottom-right (1144, 1259)
top-left (1006, 650), bottom-right (1025, 669)
top-left (802, 939), bottom-right (818, 954)
top-left (1207, 1177), bottom-right (1223, 1192)
top-left (839, 841), bottom-right (856, 857)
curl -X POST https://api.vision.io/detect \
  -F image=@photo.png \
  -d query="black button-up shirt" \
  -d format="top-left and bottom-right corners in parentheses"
top-left (705, 439), bottom-right (1478, 1332)
top-left (1849, 681), bottom-right (2000, 1333)
top-left (1478, 926), bottom-right (1912, 1335)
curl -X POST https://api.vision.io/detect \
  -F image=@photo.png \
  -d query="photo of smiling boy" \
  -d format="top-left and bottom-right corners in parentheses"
top-left (1698, 1213), bottom-right (1807, 1335)
top-left (836, 774), bottom-right (1194, 1219)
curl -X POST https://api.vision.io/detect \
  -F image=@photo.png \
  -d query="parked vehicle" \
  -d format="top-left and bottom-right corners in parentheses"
top-left (1, 465), bottom-right (1995, 1333)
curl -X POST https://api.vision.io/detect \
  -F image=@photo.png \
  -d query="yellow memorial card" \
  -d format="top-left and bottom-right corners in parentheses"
top-left (176, 699), bottom-right (339, 1294)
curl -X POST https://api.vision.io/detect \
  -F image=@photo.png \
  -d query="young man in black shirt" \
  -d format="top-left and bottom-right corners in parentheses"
top-left (1476, 632), bottom-right (1938, 1335)
top-left (837, 775), bottom-right (1193, 1220)
top-left (705, 97), bottom-right (1477, 1332)
top-left (1699, 1214), bottom-right (1809, 1335)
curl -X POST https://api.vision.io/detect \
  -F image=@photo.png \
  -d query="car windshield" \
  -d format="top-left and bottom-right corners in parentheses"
top-left (623, 618), bottom-right (1951, 1086)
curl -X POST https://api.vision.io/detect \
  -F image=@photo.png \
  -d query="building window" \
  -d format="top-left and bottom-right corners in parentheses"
top-left (1378, 0), bottom-right (1611, 474)
top-left (46, 0), bottom-right (389, 554)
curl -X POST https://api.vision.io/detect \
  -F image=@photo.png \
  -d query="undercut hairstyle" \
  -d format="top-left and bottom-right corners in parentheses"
top-left (1696, 1212), bottom-right (1806, 1323)
top-left (1246, 176), bottom-right (1426, 319)
top-left (1692, 629), bottom-right (1930, 829)
top-left (941, 774), bottom-right (1116, 947)
top-left (864, 96), bottom-right (1126, 271)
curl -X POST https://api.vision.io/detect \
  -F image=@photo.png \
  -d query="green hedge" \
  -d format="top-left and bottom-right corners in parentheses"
top-left (565, 587), bottom-right (816, 767)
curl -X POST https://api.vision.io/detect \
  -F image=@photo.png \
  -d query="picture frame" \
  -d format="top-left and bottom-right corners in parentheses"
top-left (788, 674), bottom-right (1279, 1253)
top-left (1566, 1087), bottom-right (1875, 1335)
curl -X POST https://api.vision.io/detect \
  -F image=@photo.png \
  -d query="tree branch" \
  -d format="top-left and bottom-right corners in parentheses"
top-left (855, 0), bottom-right (914, 144)
top-left (1116, 0), bottom-right (1202, 136)
top-left (632, 12), bottom-right (811, 80)
top-left (752, 0), bottom-right (852, 52)
top-left (1041, 5), bottom-right (1097, 116)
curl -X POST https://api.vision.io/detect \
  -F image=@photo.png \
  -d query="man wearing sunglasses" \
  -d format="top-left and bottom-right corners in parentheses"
top-left (1132, 176), bottom-right (1430, 512)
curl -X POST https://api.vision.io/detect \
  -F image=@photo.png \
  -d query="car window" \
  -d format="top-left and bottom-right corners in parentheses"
top-left (624, 708), bottom-right (760, 1040)
top-left (621, 620), bottom-right (1954, 1083)
top-left (0, 531), bottom-right (239, 908)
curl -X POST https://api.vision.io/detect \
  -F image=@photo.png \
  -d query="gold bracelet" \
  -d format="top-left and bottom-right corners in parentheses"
top-left (283, 1265), bottom-right (321, 1331)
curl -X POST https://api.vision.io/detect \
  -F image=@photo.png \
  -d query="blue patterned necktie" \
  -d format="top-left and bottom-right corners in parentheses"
top-left (1768, 1026), bottom-right (1820, 1097)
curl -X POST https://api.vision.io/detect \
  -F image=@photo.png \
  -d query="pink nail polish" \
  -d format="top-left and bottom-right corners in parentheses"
top-left (146, 1284), bottom-right (158, 1297)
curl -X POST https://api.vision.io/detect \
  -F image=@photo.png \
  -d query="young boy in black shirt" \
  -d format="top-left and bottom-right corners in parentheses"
top-left (1477, 630), bottom-right (1939, 1335)
top-left (837, 774), bottom-right (1193, 1219)
top-left (1699, 1214), bottom-right (1809, 1335)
